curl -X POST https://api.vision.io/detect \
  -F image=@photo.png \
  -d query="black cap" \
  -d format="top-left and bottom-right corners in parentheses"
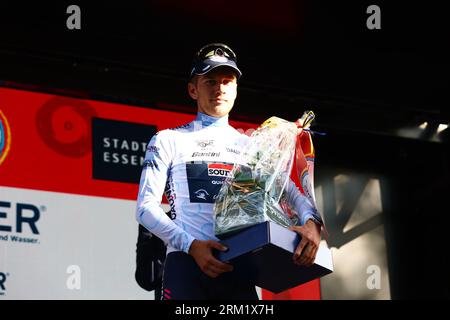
top-left (190, 43), bottom-right (242, 79)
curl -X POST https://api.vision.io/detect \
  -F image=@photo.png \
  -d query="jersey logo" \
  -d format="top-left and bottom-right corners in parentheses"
top-left (192, 151), bottom-right (220, 157)
top-left (196, 140), bottom-right (214, 148)
top-left (194, 189), bottom-right (210, 200)
top-left (207, 163), bottom-right (233, 177)
top-left (186, 162), bottom-right (233, 203)
top-left (225, 147), bottom-right (241, 155)
top-left (143, 159), bottom-right (159, 169)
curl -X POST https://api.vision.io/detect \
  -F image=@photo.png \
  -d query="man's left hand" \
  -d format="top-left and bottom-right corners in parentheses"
top-left (289, 219), bottom-right (321, 267)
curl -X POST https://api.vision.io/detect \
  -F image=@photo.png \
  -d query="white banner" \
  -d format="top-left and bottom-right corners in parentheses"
top-left (0, 186), bottom-right (158, 300)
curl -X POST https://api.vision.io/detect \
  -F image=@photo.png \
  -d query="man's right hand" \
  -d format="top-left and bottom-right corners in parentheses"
top-left (188, 239), bottom-right (233, 278)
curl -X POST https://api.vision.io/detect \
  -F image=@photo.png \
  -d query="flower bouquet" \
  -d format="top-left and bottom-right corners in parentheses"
top-left (214, 111), bottom-right (320, 238)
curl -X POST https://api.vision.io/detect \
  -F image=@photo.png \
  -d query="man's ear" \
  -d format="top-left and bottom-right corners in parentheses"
top-left (188, 82), bottom-right (198, 100)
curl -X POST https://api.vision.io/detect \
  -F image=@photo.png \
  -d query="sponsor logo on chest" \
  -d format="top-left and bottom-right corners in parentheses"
top-left (207, 163), bottom-right (233, 177)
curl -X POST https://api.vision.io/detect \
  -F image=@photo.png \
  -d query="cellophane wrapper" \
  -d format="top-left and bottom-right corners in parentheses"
top-left (214, 116), bottom-right (300, 237)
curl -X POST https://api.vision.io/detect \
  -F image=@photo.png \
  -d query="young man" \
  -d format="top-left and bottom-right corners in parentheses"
top-left (136, 43), bottom-right (323, 299)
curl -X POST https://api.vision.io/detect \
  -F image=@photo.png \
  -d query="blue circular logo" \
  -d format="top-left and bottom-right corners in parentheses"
top-left (0, 110), bottom-right (11, 165)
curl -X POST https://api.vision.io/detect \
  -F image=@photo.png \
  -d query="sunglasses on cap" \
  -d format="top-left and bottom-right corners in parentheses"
top-left (195, 43), bottom-right (238, 62)
top-left (190, 43), bottom-right (242, 79)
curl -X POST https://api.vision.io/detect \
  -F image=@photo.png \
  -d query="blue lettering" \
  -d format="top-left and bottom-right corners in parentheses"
top-left (0, 201), bottom-right (12, 232)
top-left (17, 203), bottom-right (40, 234)
top-left (0, 272), bottom-right (6, 290)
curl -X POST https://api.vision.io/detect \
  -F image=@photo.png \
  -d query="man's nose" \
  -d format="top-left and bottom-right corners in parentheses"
top-left (217, 82), bottom-right (226, 93)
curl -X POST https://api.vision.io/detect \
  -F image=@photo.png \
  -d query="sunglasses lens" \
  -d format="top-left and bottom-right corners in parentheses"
top-left (197, 43), bottom-right (237, 61)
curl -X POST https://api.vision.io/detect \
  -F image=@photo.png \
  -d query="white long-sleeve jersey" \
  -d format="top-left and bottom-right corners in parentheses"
top-left (136, 112), bottom-right (320, 255)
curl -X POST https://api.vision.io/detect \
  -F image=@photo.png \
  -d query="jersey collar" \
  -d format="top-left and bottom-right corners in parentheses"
top-left (195, 112), bottom-right (229, 128)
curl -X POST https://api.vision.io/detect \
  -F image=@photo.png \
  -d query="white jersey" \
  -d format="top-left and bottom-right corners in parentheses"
top-left (136, 112), bottom-right (319, 255)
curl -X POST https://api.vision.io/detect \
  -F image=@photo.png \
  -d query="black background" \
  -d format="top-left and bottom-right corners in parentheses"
top-left (92, 118), bottom-right (156, 183)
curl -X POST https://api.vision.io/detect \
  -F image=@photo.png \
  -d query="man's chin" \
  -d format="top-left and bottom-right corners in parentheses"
top-left (211, 105), bottom-right (232, 117)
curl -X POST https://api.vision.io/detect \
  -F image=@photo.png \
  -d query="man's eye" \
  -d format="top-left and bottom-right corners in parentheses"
top-left (207, 80), bottom-right (216, 85)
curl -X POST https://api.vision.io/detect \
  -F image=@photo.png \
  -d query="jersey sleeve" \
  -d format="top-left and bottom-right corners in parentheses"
top-left (284, 179), bottom-right (323, 226)
top-left (136, 130), bottom-right (196, 254)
